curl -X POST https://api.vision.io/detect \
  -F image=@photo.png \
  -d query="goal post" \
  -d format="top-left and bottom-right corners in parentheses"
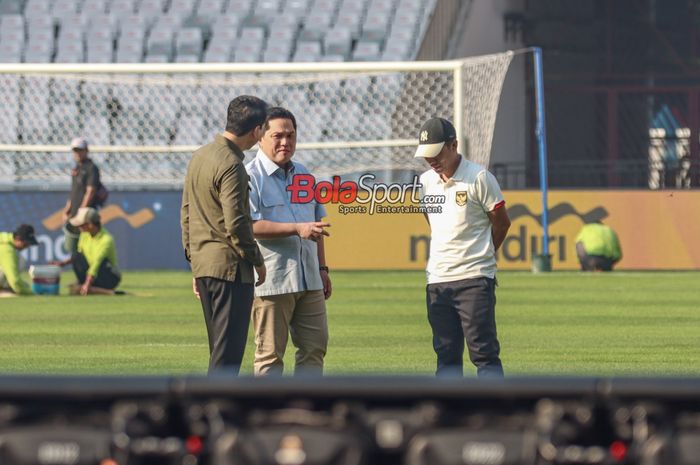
top-left (0, 52), bottom-right (516, 188)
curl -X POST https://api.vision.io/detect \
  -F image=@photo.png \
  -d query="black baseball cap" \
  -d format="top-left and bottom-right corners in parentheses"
top-left (414, 117), bottom-right (457, 158)
top-left (14, 224), bottom-right (38, 246)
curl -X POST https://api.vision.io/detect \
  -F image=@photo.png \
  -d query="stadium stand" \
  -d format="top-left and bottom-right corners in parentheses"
top-left (0, 0), bottom-right (437, 64)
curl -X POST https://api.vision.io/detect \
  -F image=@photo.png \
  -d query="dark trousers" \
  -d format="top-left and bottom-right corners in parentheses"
top-left (196, 271), bottom-right (254, 375)
top-left (576, 243), bottom-right (615, 271)
top-left (72, 252), bottom-right (121, 290)
top-left (426, 277), bottom-right (503, 378)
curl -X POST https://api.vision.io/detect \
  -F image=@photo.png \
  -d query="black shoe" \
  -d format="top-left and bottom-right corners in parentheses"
top-left (114, 290), bottom-right (126, 295)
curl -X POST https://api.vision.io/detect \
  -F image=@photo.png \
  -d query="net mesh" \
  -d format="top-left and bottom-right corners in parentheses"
top-left (0, 52), bottom-right (514, 187)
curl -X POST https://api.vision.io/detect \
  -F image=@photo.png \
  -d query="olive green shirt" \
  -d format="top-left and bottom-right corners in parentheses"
top-left (181, 134), bottom-right (263, 283)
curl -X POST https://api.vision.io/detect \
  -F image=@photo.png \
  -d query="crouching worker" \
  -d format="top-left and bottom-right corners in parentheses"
top-left (0, 224), bottom-right (38, 296)
top-left (52, 207), bottom-right (121, 295)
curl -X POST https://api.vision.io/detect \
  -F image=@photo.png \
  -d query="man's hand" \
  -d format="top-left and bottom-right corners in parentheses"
top-left (296, 222), bottom-right (330, 242)
top-left (80, 275), bottom-right (94, 296)
top-left (321, 269), bottom-right (332, 299)
top-left (49, 260), bottom-right (64, 267)
top-left (61, 211), bottom-right (70, 224)
top-left (254, 264), bottom-right (267, 287)
top-left (192, 277), bottom-right (200, 299)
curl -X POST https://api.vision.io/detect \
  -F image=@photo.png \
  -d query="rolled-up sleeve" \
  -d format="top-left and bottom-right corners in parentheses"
top-left (220, 163), bottom-right (263, 267)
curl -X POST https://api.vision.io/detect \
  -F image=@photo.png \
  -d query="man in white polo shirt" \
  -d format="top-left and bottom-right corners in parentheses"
top-left (415, 117), bottom-right (511, 378)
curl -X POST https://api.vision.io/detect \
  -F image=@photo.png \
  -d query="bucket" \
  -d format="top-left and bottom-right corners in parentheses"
top-left (29, 265), bottom-right (61, 295)
top-left (531, 254), bottom-right (552, 273)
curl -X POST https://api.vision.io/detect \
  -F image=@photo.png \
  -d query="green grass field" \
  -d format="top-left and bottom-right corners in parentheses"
top-left (0, 271), bottom-right (698, 377)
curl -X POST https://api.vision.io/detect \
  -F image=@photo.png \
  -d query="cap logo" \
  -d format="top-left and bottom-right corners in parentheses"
top-left (420, 130), bottom-right (428, 142)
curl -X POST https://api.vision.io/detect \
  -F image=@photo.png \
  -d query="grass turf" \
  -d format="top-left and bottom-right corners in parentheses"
top-left (0, 271), bottom-right (698, 376)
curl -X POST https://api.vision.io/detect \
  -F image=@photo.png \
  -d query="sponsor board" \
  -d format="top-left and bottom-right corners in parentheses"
top-left (0, 191), bottom-right (187, 270)
top-left (1, 190), bottom-right (697, 271)
top-left (324, 190), bottom-right (700, 270)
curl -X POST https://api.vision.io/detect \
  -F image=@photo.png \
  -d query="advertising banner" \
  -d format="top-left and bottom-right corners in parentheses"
top-left (0, 191), bottom-right (187, 270)
top-left (323, 190), bottom-right (700, 271)
top-left (1, 190), bottom-right (698, 271)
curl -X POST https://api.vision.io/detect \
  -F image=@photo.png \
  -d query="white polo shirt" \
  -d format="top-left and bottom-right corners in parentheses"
top-left (419, 157), bottom-right (505, 284)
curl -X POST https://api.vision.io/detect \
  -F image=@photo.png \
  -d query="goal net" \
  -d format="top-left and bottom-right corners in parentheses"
top-left (0, 52), bottom-right (514, 188)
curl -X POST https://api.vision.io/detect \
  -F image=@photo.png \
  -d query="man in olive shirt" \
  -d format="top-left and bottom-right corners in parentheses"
top-left (53, 207), bottom-right (121, 295)
top-left (181, 95), bottom-right (268, 374)
top-left (0, 224), bottom-right (38, 296)
top-left (61, 138), bottom-right (106, 254)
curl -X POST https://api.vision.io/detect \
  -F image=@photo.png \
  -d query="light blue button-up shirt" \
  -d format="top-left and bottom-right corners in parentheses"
top-left (246, 150), bottom-right (327, 297)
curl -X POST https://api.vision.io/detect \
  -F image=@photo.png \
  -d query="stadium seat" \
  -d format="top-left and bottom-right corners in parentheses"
top-left (147, 25), bottom-right (175, 59)
top-left (283, 0), bottom-right (309, 19)
top-left (81, 0), bottom-right (108, 20)
top-left (382, 37), bottom-right (410, 61)
top-left (116, 38), bottom-right (143, 63)
top-left (322, 53), bottom-right (345, 62)
top-left (196, 0), bottom-right (225, 19)
top-left (294, 40), bottom-right (322, 62)
top-left (168, 0), bottom-right (197, 21)
top-left (144, 53), bottom-right (170, 63)
top-left (323, 27), bottom-right (352, 57)
top-left (55, 39), bottom-right (84, 63)
top-left (212, 13), bottom-right (242, 37)
top-left (176, 27), bottom-right (203, 56)
top-left (263, 42), bottom-right (293, 62)
top-left (203, 40), bottom-right (232, 62)
top-left (175, 53), bottom-right (199, 62)
top-left (87, 40), bottom-right (114, 63)
top-left (110, 0), bottom-right (136, 18)
top-left (234, 26), bottom-right (265, 62)
top-left (138, 0), bottom-right (166, 27)
top-left (0, 0), bottom-right (23, 15)
top-left (0, 28), bottom-right (24, 49)
top-left (88, 15), bottom-right (117, 42)
top-left (27, 15), bottom-right (53, 38)
top-left (362, 9), bottom-right (391, 43)
top-left (24, 41), bottom-right (53, 63)
top-left (52, 0), bottom-right (80, 26)
top-left (267, 25), bottom-right (297, 43)
top-left (334, 8), bottom-right (364, 39)
top-left (226, 0), bottom-right (254, 17)
top-left (248, 0), bottom-right (282, 26)
top-left (352, 41), bottom-right (381, 61)
top-left (23, 0), bottom-right (51, 20)
top-left (0, 13), bottom-right (23, 31)
top-left (299, 9), bottom-right (334, 41)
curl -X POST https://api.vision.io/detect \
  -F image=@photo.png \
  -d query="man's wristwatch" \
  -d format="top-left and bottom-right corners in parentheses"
top-left (319, 266), bottom-right (329, 272)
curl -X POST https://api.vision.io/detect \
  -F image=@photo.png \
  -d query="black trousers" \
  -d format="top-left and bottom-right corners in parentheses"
top-left (72, 252), bottom-right (121, 290)
top-left (576, 243), bottom-right (615, 271)
top-left (426, 277), bottom-right (503, 378)
top-left (196, 271), bottom-right (254, 375)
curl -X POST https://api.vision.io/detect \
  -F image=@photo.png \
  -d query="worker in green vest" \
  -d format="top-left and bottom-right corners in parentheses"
top-left (0, 224), bottom-right (38, 296)
top-left (575, 222), bottom-right (622, 271)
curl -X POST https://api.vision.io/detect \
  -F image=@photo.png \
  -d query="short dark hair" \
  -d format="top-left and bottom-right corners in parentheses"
top-left (225, 95), bottom-right (269, 136)
top-left (13, 224), bottom-right (38, 245)
top-left (264, 107), bottom-right (297, 131)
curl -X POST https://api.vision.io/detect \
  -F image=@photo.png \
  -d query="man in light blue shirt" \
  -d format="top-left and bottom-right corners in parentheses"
top-left (246, 107), bottom-right (332, 376)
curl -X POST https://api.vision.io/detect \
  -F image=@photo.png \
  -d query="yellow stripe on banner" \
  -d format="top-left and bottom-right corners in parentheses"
top-left (323, 190), bottom-right (700, 271)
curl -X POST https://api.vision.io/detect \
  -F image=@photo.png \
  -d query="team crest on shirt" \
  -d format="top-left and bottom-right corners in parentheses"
top-left (455, 191), bottom-right (468, 206)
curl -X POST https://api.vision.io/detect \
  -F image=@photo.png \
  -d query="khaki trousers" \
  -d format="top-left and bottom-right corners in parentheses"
top-left (252, 289), bottom-right (328, 376)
